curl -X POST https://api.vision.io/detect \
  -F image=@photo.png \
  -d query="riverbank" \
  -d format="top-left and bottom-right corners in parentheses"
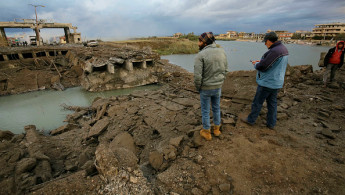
top-left (105, 37), bottom-right (199, 55)
top-left (1, 58), bottom-right (345, 194)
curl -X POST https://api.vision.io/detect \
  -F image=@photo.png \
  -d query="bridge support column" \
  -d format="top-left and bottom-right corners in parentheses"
top-left (0, 28), bottom-right (8, 47)
top-left (141, 61), bottom-right (147, 69)
top-left (64, 28), bottom-right (72, 43)
top-left (125, 60), bottom-right (133, 71)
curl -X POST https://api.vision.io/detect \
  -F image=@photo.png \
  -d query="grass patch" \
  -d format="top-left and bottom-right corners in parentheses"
top-left (108, 37), bottom-right (199, 55)
top-left (155, 39), bottom-right (198, 55)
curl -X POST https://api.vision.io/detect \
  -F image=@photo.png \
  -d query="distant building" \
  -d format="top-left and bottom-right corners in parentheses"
top-left (217, 33), bottom-right (228, 38)
top-left (226, 31), bottom-right (238, 38)
top-left (267, 30), bottom-right (293, 40)
top-left (294, 30), bottom-right (313, 39)
top-left (60, 36), bottom-right (66, 44)
top-left (312, 22), bottom-right (345, 37)
top-left (173, 32), bottom-right (183, 38)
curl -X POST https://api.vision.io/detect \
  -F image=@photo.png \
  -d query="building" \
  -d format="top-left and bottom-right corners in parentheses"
top-left (173, 32), bottom-right (183, 38)
top-left (294, 30), bottom-right (313, 39)
top-left (312, 23), bottom-right (345, 37)
top-left (267, 30), bottom-right (293, 40)
top-left (226, 31), bottom-right (238, 38)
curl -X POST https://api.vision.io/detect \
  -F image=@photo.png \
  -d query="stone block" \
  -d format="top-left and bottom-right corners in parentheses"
top-left (87, 117), bottom-right (110, 139)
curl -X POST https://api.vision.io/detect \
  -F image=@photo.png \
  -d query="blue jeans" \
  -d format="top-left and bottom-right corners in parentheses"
top-left (200, 88), bottom-right (221, 130)
top-left (247, 85), bottom-right (279, 128)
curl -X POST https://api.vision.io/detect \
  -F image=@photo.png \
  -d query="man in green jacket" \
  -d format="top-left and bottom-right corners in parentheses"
top-left (194, 32), bottom-right (228, 141)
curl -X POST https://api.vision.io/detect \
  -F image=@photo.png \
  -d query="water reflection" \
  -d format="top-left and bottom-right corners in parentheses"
top-left (0, 85), bottom-right (160, 134)
top-left (161, 41), bottom-right (330, 72)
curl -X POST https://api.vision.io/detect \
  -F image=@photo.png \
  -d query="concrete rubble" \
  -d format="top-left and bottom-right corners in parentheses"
top-left (0, 43), bottom-right (160, 95)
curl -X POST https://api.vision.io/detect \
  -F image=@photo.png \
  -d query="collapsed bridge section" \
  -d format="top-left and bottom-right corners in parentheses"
top-left (77, 45), bottom-right (161, 92)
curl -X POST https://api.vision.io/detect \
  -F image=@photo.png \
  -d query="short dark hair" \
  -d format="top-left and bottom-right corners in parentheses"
top-left (263, 32), bottom-right (278, 43)
top-left (199, 32), bottom-right (215, 45)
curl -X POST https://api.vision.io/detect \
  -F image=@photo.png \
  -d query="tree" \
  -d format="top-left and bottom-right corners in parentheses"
top-left (291, 33), bottom-right (302, 39)
top-left (335, 33), bottom-right (345, 41)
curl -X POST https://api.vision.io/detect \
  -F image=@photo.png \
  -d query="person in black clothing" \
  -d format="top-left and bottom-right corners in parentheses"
top-left (323, 41), bottom-right (344, 87)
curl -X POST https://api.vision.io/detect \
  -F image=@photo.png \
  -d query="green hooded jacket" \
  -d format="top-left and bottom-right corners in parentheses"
top-left (194, 43), bottom-right (229, 91)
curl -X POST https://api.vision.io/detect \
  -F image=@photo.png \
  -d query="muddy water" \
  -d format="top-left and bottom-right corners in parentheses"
top-left (0, 85), bottom-right (160, 134)
top-left (161, 41), bottom-right (331, 72)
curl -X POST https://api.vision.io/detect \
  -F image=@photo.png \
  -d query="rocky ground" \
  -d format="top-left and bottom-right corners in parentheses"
top-left (1, 53), bottom-right (345, 194)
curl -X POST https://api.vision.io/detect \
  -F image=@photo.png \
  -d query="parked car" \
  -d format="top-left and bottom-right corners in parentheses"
top-left (86, 40), bottom-right (98, 47)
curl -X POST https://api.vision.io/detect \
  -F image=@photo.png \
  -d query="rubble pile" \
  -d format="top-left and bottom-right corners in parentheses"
top-left (0, 44), bottom-right (161, 95)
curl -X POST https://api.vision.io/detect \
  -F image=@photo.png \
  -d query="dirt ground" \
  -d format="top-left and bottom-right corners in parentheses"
top-left (0, 45), bottom-right (345, 194)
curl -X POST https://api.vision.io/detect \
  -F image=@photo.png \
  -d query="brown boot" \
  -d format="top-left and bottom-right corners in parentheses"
top-left (200, 129), bottom-right (212, 141)
top-left (213, 125), bottom-right (221, 137)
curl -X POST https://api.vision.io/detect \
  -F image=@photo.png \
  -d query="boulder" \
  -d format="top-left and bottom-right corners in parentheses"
top-left (109, 132), bottom-right (136, 154)
top-left (219, 183), bottom-right (231, 192)
top-left (222, 118), bottom-right (236, 125)
top-left (16, 158), bottom-right (37, 174)
top-left (34, 160), bottom-right (52, 183)
top-left (95, 144), bottom-right (119, 180)
top-left (169, 136), bottom-right (184, 148)
top-left (81, 160), bottom-right (97, 176)
top-left (192, 131), bottom-right (204, 147)
top-left (113, 147), bottom-right (138, 169)
top-left (0, 130), bottom-right (14, 141)
top-left (24, 125), bottom-right (39, 143)
top-left (149, 151), bottom-right (164, 170)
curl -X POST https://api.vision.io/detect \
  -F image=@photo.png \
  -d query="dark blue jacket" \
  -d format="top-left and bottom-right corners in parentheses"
top-left (254, 41), bottom-right (289, 89)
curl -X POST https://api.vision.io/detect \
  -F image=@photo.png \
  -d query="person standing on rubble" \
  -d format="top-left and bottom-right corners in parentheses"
top-left (194, 32), bottom-right (228, 141)
top-left (241, 32), bottom-right (289, 130)
top-left (323, 41), bottom-right (344, 87)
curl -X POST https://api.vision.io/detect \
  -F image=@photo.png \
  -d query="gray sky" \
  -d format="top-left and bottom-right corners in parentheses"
top-left (1, 0), bottom-right (345, 40)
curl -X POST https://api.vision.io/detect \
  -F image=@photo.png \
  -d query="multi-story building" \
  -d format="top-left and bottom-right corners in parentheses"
top-left (226, 31), bottom-right (238, 38)
top-left (312, 23), bottom-right (345, 37)
top-left (294, 30), bottom-right (313, 39)
top-left (173, 32), bottom-right (183, 38)
top-left (274, 30), bottom-right (293, 40)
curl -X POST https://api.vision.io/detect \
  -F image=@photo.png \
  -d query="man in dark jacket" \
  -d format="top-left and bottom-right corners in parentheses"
top-left (241, 32), bottom-right (289, 130)
top-left (323, 41), bottom-right (344, 87)
top-left (194, 32), bottom-right (228, 140)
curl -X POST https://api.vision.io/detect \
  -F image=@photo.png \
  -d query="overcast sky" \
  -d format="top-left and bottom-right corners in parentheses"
top-left (1, 0), bottom-right (345, 40)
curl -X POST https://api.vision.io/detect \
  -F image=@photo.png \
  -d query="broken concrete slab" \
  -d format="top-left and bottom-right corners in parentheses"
top-left (87, 117), bottom-right (110, 139)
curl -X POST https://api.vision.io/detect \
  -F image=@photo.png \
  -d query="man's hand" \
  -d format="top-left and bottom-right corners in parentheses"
top-left (251, 60), bottom-right (260, 65)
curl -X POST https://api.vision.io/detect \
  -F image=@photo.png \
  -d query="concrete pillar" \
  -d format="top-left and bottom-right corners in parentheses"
top-left (18, 53), bottom-right (24, 60)
top-left (3, 55), bottom-right (9, 61)
top-left (141, 61), bottom-right (147, 69)
top-left (107, 64), bottom-right (115, 74)
top-left (64, 28), bottom-right (72, 43)
top-left (0, 28), bottom-right (8, 47)
top-left (125, 60), bottom-right (133, 71)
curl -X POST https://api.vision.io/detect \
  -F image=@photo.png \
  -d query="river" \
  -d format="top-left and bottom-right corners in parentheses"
top-left (161, 41), bottom-right (331, 72)
top-left (0, 41), bottom-right (331, 134)
top-left (0, 85), bottom-right (160, 134)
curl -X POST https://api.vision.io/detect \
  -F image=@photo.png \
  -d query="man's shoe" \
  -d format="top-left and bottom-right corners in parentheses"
top-left (240, 117), bottom-right (254, 126)
top-left (267, 126), bottom-right (275, 130)
top-left (200, 129), bottom-right (212, 141)
top-left (213, 125), bottom-right (221, 137)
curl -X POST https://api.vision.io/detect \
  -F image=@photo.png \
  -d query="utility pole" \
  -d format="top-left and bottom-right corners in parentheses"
top-left (29, 4), bottom-right (45, 46)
